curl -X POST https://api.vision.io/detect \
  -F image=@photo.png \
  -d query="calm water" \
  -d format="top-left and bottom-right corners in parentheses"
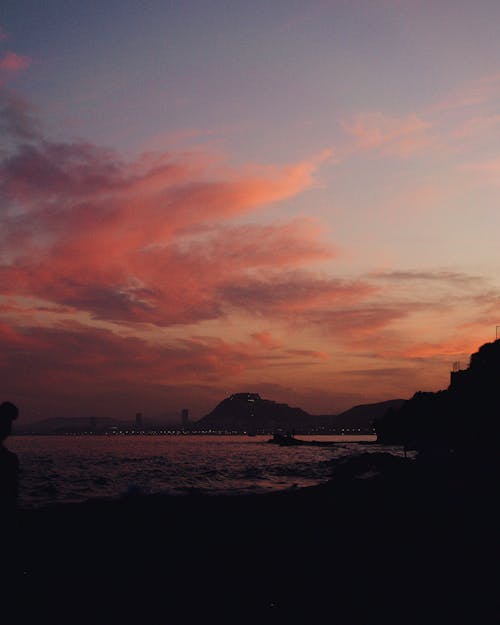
top-left (9, 434), bottom-right (406, 509)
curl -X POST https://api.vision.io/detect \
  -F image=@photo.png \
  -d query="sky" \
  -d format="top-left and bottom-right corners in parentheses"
top-left (1, 0), bottom-right (500, 422)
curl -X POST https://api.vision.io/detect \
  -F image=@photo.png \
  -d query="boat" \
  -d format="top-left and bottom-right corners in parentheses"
top-left (267, 431), bottom-right (338, 447)
top-left (267, 432), bottom-right (306, 446)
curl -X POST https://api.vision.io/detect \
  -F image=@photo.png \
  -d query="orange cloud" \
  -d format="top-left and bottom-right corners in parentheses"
top-left (401, 338), bottom-right (482, 361)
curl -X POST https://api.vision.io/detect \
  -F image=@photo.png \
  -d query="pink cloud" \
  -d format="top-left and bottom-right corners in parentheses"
top-left (0, 320), bottom-right (34, 348)
top-left (0, 215), bottom-right (339, 327)
top-left (0, 51), bottom-right (30, 73)
top-left (461, 158), bottom-right (500, 184)
top-left (306, 306), bottom-right (408, 340)
top-left (285, 348), bottom-right (329, 361)
top-left (220, 274), bottom-right (374, 317)
top-left (451, 114), bottom-right (500, 141)
top-left (251, 332), bottom-right (282, 349)
top-left (432, 73), bottom-right (500, 113)
top-left (342, 112), bottom-right (432, 157)
top-left (370, 270), bottom-right (481, 287)
top-left (0, 108), bottom-right (343, 329)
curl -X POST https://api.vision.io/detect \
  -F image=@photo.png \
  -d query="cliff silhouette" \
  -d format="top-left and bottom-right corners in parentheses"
top-left (375, 338), bottom-right (500, 452)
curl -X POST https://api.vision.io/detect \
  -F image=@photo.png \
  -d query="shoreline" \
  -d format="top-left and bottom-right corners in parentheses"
top-left (6, 452), bottom-right (500, 624)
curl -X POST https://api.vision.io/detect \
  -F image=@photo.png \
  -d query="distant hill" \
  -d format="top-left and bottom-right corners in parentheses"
top-left (197, 393), bottom-right (406, 432)
top-left (197, 393), bottom-right (311, 431)
top-left (13, 416), bottom-right (123, 434)
top-left (330, 399), bottom-right (407, 430)
top-left (14, 396), bottom-right (407, 434)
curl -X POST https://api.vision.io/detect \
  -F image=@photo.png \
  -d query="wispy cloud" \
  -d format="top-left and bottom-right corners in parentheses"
top-left (461, 158), bottom-right (500, 184)
top-left (370, 270), bottom-right (482, 287)
top-left (342, 112), bottom-right (433, 157)
top-left (432, 73), bottom-right (500, 113)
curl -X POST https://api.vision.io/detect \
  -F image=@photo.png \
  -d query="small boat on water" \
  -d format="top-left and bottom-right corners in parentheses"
top-left (267, 431), bottom-right (305, 446)
top-left (267, 431), bottom-right (339, 447)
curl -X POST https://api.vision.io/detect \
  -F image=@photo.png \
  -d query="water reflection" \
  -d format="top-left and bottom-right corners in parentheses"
top-left (10, 434), bottom-right (404, 508)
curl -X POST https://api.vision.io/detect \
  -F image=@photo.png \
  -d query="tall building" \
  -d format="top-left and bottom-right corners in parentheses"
top-left (181, 408), bottom-right (189, 427)
top-left (135, 412), bottom-right (143, 430)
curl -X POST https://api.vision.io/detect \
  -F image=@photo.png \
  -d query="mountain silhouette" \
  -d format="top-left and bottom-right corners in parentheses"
top-left (197, 393), bottom-right (310, 430)
top-left (197, 393), bottom-right (405, 432)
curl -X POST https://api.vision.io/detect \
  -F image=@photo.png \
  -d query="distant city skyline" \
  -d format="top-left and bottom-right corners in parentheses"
top-left (1, 1), bottom-right (500, 421)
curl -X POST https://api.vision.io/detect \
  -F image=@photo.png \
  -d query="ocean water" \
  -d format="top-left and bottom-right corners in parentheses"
top-left (9, 434), bottom-right (407, 509)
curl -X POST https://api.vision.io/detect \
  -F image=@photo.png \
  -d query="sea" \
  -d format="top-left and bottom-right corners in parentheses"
top-left (9, 434), bottom-right (408, 509)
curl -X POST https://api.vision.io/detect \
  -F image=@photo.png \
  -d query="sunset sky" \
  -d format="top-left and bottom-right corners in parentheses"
top-left (2, 1), bottom-right (500, 421)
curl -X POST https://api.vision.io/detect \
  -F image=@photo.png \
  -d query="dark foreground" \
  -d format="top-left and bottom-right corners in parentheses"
top-left (5, 452), bottom-right (500, 624)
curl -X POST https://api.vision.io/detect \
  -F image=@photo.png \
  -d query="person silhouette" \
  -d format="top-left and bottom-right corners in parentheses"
top-left (0, 401), bottom-right (19, 510)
